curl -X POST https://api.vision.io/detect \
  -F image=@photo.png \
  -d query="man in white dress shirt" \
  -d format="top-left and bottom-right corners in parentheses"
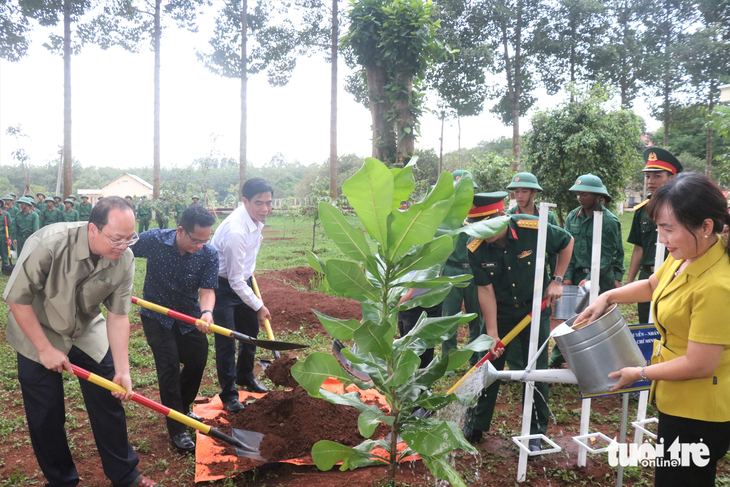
top-left (210, 178), bottom-right (273, 412)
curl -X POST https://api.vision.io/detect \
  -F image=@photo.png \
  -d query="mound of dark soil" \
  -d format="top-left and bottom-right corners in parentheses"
top-left (264, 354), bottom-right (299, 388)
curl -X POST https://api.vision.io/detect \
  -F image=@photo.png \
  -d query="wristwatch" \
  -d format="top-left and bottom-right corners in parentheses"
top-left (553, 276), bottom-right (564, 284)
top-left (640, 366), bottom-right (650, 382)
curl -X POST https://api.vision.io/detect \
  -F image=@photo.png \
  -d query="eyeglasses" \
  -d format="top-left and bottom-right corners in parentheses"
top-left (185, 230), bottom-right (210, 246)
top-left (100, 228), bottom-right (139, 248)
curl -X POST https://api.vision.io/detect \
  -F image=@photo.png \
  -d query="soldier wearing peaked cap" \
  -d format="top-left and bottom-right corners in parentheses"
top-left (440, 172), bottom-right (484, 365)
top-left (627, 148), bottom-right (682, 324)
top-left (462, 192), bottom-right (574, 449)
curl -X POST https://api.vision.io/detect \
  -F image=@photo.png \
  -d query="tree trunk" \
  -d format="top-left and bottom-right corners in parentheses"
top-left (153, 0), bottom-right (161, 199)
top-left (365, 64), bottom-right (394, 163)
top-left (706, 97), bottom-right (715, 177)
top-left (239, 0), bottom-right (248, 202)
top-left (62, 0), bottom-right (72, 199)
top-left (395, 73), bottom-right (414, 166)
top-left (511, 1), bottom-right (523, 170)
top-left (329, 0), bottom-right (338, 198)
top-left (663, 55), bottom-right (670, 147)
top-left (439, 112), bottom-right (444, 174)
top-left (457, 115), bottom-right (461, 167)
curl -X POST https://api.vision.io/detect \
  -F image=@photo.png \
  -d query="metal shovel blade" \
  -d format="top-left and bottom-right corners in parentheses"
top-left (2, 264), bottom-right (14, 276)
top-left (250, 338), bottom-right (307, 351)
top-left (230, 428), bottom-right (267, 463)
top-left (333, 340), bottom-right (372, 381)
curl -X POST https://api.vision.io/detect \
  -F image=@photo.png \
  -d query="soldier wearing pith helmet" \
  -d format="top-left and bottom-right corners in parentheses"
top-left (462, 192), bottom-right (574, 449)
top-left (440, 171), bottom-right (484, 365)
top-left (627, 148), bottom-right (682, 324)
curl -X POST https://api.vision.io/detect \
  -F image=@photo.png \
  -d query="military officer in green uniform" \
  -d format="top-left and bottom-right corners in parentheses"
top-left (174, 199), bottom-right (187, 226)
top-left (61, 198), bottom-right (79, 222)
top-left (549, 174), bottom-right (624, 368)
top-left (1, 199), bottom-right (13, 268)
top-left (463, 192), bottom-right (574, 449)
top-left (41, 199), bottom-right (60, 227)
top-left (190, 195), bottom-right (200, 206)
top-left (77, 194), bottom-right (92, 221)
top-left (34, 192), bottom-right (47, 211)
top-left (136, 195), bottom-right (152, 233)
top-left (155, 197), bottom-right (170, 229)
top-left (627, 148), bottom-right (682, 324)
top-left (12, 196), bottom-right (40, 256)
top-left (441, 170), bottom-right (484, 365)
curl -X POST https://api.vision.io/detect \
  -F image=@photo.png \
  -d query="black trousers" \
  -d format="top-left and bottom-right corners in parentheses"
top-left (397, 303), bottom-right (443, 369)
top-left (655, 411), bottom-right (730, 486)
top-left (18, 348), bottom-right (139, 487)
top-left (213, 277), bottom-right (261, 403)
top-left (141, 316), bottom-right (208, 437)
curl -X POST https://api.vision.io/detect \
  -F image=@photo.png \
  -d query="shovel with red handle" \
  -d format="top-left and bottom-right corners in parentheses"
top-left (68, 364), bottom-right (267, 461)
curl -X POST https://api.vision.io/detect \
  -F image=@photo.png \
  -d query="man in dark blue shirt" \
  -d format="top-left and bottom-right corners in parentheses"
top-left (132, 205), bottom-right (219, 454)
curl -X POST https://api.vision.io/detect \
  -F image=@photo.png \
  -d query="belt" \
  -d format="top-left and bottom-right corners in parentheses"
top-left (580, 268), bottom-right (590, 274)
top-left (446, 262), bottom-right (470, 270)
top-left (512, 301), bottom-right (529, 309)
top-left (641, 265), bottom-right (654, 273)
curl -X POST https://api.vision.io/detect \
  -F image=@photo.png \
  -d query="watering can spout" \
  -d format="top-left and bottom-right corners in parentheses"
top-left (482, 362), bottom-right (579, 388)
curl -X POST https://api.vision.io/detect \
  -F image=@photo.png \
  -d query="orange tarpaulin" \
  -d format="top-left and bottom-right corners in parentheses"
top-left (193, 378), bottom-right (419, 483)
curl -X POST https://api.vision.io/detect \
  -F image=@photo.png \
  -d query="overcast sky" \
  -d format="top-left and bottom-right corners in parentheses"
top-left (0, 9), bottom-right (661, 173)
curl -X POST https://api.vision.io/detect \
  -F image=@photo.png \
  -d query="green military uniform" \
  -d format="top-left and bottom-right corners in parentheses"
top-left (34, 193), bottom-right (47, 211)
top-left (465, 213), bottom-right (572, 437)
top-left (155, 199), bottom-right (170, 229)
top-left (61, 199), bottom-right (79, 222)
top-left (441, 171), bottom-right (484, 364)
top-left (137, 196), bottom-right (152, 233)
top-left (174, 202), bottom-right (187, 226)
top-left (77, 195), bottom-right (92, 221)
top-left (53, 196), bottom-right (63, 210)
top-left (1, 200), bottom-right (13, 267)
top-left (190, 196), bottom-right (200, 206)
top-left (13, 197), bottom-right (40, 256)
top-left (125, 196), bottom-right (136, 217)
top-left (41, 202), bottom-right (61, 227)
top-left (627, 148), bottom-right (682, 324)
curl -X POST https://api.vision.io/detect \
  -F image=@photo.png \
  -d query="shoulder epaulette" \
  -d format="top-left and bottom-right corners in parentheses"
top-left (633, 199), bottom-right (650, 211)
top-left (467, 238), bottom-right (484, 253)
top-left (516, 219), bottom-right (539, 229)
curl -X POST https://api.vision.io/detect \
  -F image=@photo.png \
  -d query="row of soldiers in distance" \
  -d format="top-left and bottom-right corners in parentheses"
top-left (0, 192), bottom-right (204, 266)
top-left (436, 147), bottom-right (682, 448)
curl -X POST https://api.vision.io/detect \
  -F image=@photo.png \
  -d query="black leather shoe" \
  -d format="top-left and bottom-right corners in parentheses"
top-left (236, 374), bottom-right (268, 393)
top-left (529, 438), bottom-right (542, 452)
top-left (223, 398), bottom-right (244, 413)
top-left (462, 426), bottom-right (483, 444)
top-left (186, 411), bottom-right (203, 422)
top-left (171, 432), bottom-right (195, 453)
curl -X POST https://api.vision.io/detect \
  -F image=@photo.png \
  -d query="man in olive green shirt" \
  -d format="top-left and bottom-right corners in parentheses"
top-left (627, 148), bottom-right (681, 324)
top-left (155, 196), bottom-right (170, 229)
top-left (34, 192), bottom-right (47, 211)
top-left (62, 198), bottom-right (80, 222)
top-left (12, 196), bottom-right (40, 256)
top-left (174, 200), bottom-right (187, 226)
top-left (3, 196), bottom-right (155, 487)
top-left (78, 194), bottom-right (92, 221)
top-left (136, 196), bottom-right (152, 232)
top-left (41, 199), bottom-right (60, 227)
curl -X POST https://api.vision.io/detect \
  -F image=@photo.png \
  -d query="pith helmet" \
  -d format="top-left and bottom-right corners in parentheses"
top-left (569, 174), bottom-right (611, 202)
top-left (506, 172), bottom-right (543, 191)
top-left (452, 169), bottom-right (478, 188)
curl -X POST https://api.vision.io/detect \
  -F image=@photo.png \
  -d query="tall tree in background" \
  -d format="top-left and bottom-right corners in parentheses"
top-left (643, 0), bottom-right (693, 146)
top-left (19, 0), bottom-right (99, 198)
top-left (81, 0), bottom-right (208, 199)
top-left (679, 0), bottom-right (730, 176)
top-left (470, 0), bottom-right (544, 169)
top-left (533, 0), bottom-right (607, 101)
top-left (197, 0), bottom-right (298, 200)
top-left (343, 0), bottom-right (450, 166)
top-left (429, 0), bottom-right (491, 168)
top-left (588, 0), bottom-right (649, 108)
top-left (0, 0), bottom-right (30, 61)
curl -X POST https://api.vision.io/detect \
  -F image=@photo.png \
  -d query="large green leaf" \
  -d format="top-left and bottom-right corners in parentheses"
top-left (311, 441), bottom-right (358, 471)
top-left (448, 215), bottom-right (510, 239)
top-left (358, 409), bottom-right (393, 438)
top-left (325, 259), bottom-right (380, 302)
top-left (291, 352), bottom-right (352, 396)
top-left (391, 235), bottom-right (455, 279)
top-left (437, 174), bottom-right (474, 233)
top-left (395, 274), bottom-right (473, 289)
top-left (400, 418), bottom-right (476, 457)
top-left (313, 310), bottom-right (362, 341)
top-left (318, 390), bottom-right (383, 415)
top-left (444, 335), bottom-right (494, 371)
top-left (404, 313), bottom-right (477, 347)
top-left (390, 165), bottom-right (415, 209)
top-left (318, 202), bottom-right (373, 265)
top-left (306, 249), bottom-right (326, 274)
top-left (353, 320), bottom-right (393, 359)
top-left (420, 454), bottom-right (471, 487)
top-left (387, 172), bottom-right (455, 257)
top-left (396, 283), bottom-right (453, 311)
top-left (383, 349), bottom-right (420, 388)
top-left (342, 157), bottom-right (394, 248)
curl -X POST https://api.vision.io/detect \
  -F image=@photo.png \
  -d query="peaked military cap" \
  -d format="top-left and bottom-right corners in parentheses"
top-left (465, 191), bottom-right (509, 224)
top-left (642, 147), bottom-right (682, 175)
